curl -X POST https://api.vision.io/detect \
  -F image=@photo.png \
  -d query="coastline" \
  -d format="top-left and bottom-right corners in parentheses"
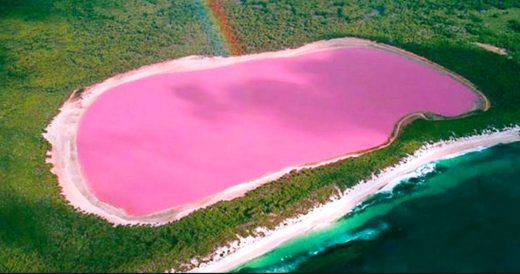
top-left (188, 126), bottom-right (520, 273)
top-left (43, 37), bottom-right (487, 226)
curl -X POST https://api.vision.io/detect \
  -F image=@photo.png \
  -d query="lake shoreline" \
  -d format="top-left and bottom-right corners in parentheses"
top-left (43, 37), bottom-right (486, 226)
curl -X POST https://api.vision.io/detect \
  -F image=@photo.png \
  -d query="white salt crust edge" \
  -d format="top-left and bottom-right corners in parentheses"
top-left (43, 37), bottom-right (488, 226)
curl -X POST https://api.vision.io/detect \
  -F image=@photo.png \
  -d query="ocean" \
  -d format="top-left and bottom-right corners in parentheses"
top-left (233, 141), bottom-right (520, 272)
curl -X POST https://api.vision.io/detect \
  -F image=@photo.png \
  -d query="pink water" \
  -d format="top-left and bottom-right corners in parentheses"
top-left (77, 47), bottom-right (478, 216)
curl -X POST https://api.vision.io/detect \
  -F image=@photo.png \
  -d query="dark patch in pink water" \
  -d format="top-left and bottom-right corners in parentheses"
top-left (77, 48), bottom-right (478, 216)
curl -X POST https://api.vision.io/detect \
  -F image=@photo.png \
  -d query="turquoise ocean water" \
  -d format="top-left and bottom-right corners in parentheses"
top-left (234, 141), bottom-right (520, 272)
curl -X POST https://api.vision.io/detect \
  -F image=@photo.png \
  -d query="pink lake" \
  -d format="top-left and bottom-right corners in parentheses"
top-left (77, 47), bottom-right (479, 217)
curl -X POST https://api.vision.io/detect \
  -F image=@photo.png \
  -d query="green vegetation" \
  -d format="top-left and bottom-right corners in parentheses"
top-left (1, 0), bottom-right (520, 272)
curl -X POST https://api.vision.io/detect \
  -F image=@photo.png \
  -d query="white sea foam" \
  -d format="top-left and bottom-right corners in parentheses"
top-left (247, 221), bottom-right (390, 273)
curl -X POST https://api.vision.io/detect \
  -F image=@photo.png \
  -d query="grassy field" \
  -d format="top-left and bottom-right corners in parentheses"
top-left (1, 0), bottom-right (520, 272)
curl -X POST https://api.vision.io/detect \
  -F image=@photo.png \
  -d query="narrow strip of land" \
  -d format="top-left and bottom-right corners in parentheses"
top-left (474, 42), bottom-right (508, 56)
top-left (189, 127), bottom-right (520, 273)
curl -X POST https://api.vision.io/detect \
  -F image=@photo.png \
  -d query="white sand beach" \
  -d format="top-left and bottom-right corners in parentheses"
top-left (188, 126), bottom-right (520, 273)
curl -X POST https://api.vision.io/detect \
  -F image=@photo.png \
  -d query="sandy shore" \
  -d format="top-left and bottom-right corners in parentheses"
top-left (474, 42), bottom-right (508, 56)
top-left (43, 37), bottom-right (487, 225)
top-left (188, 126), bottom-right (520, 273)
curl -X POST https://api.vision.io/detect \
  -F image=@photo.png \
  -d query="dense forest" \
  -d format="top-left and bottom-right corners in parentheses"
top-left (1, 0), bottom-right (519, 272)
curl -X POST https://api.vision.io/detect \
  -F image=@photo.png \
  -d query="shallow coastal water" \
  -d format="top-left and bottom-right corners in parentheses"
top-left (234, 141), bottom-right (520, 273)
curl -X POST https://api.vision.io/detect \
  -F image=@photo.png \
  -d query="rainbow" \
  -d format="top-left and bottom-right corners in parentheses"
top-left (195, 0), bottom-right (242, 56)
